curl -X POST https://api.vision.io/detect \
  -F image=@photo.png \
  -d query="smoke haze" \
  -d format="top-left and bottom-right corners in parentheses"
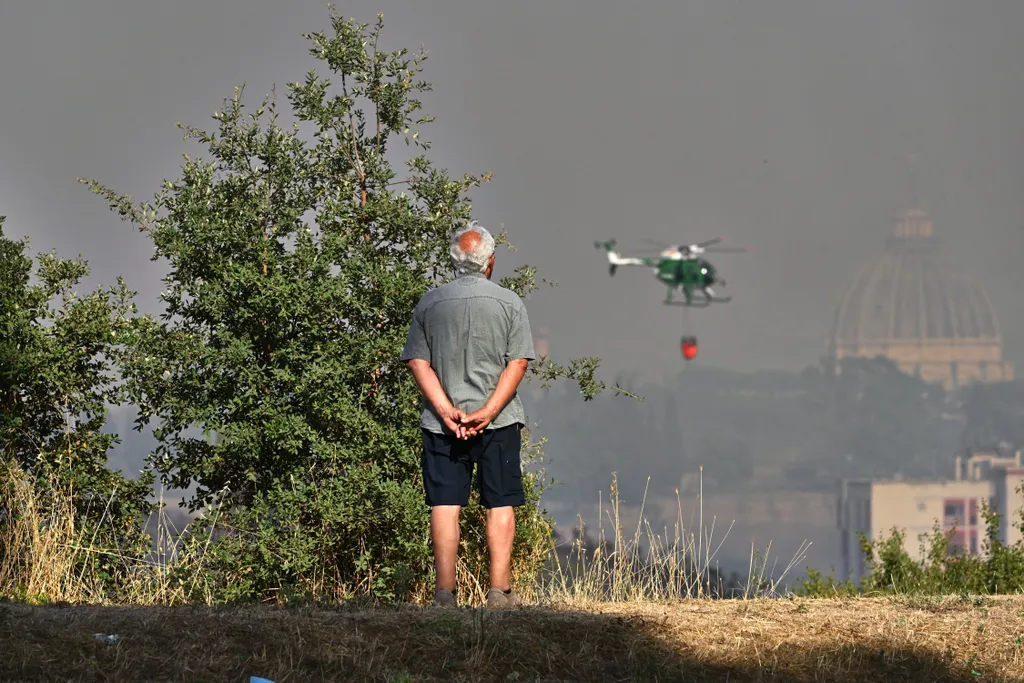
top-left (3, 0), bottom-right (1023, 578)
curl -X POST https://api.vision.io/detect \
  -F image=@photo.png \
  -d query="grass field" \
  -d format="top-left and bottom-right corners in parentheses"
top-left (5, 466), bottom-right (1024, 681)
top-left (3, 594), bottom-right (1023, 682)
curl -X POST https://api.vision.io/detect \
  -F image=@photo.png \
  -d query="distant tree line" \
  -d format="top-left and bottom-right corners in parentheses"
top-left (527, 355), bottom-right (1024, 507)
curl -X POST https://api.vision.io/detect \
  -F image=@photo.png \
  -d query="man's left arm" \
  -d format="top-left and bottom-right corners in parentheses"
top-left (461, 301), bottom-right (535, 435)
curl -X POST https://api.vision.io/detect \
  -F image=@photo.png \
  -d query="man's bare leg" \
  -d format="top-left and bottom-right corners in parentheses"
top-left (431, 505), bottom-right (461, 592)
top-left (486, 506), bottom-right (515, 590)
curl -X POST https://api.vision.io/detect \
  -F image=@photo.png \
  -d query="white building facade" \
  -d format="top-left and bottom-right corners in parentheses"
top-left (836, 449), bottom-right (1024, 583)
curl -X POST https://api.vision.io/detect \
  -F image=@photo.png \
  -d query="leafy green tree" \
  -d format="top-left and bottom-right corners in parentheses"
top-left (0, 217), bottom-right (155, 593)
top-left (81, 11), bottom-right (631, 603)
top-left (960, 380), bottom-right (1024, 449)
top-left (786, 356), bottom-right (957, 487)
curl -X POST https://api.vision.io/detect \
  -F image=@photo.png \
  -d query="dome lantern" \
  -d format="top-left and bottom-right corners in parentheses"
top-left (894, 208), bottom-right (933, 238)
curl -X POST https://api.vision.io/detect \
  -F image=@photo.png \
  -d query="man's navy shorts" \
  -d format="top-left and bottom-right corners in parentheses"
top-left (421, 424), bottom-right (525, 509)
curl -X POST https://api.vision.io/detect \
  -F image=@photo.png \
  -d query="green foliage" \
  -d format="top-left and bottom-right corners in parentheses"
top-left (0, 216), bottom-right (155, 594)
top-left (79, 11), bottom-right (631, 603)
top-left (794, 486), bottom-right (1024, 598)
top-left (789, 567), bottom-right (859, 598)
top-left (960, 380), bottom-right (1024, 448)
top-left (792, 356), bottom-right (958, 486)
top-left (529, 355), bottom-right (964, 505)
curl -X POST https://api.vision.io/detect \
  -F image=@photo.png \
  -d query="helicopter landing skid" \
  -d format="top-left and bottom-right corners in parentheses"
top-left (662, 296), bottom-right (731, 307)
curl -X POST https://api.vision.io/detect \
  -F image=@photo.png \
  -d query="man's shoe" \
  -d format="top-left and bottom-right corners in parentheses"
top-left (485, 587), bottom-right (520, 608)
top-left (434, 589), bottom-right (457, 607)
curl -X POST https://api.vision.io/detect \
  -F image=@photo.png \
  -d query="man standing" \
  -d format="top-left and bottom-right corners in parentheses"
top-left (400, 221), bottom-right (535, 607)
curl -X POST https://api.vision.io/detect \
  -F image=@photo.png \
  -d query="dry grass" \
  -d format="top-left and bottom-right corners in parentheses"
top-left (0, 464), bottom-right (104, 603)
top-left (1, 463), bottom-right (809, 609)
top-left (5, 465), bottom-right (1024, 680)
top-left (536, 472), bottom-right (812, 605)
top-left (0, 461), bottom-right (221, 607)
top-left (2, 595), bottom-right (1023, 682)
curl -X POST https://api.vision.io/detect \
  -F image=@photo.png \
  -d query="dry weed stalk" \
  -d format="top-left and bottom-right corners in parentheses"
top-left (3, 458), bottom-right (812, 610)
top-left (540, 469), bottom-right (811, 605)
top-left (0, 462), bottom-right (106, 603)
top-left (0, 460), bottom-right (223, 606)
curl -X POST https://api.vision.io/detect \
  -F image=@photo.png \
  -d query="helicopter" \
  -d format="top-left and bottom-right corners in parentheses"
top-left (594, 236), bottom-right (747, 361)
top-left (593, 237), bottom-right (746, 307)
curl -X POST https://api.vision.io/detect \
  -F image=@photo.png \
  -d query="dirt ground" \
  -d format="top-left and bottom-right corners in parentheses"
top-left (2, 594), bottom-right (1023, 682)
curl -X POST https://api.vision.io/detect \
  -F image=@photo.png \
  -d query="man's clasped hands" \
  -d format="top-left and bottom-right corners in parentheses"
top-left (437, 403), bottom-right (498, 439)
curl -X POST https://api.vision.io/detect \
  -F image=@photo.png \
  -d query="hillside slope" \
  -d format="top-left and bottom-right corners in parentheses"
top-left (2, 596), bottom-right (1022, 682)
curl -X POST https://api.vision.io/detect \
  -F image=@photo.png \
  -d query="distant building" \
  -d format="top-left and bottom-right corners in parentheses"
top-left (828, 207), bottom-right (1013, 391)
top-left (836, 447), bottom-right (1024, 582)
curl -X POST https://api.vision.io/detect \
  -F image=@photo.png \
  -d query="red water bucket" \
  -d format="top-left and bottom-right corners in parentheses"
top-left (680, 336), bottom-right (698, 360)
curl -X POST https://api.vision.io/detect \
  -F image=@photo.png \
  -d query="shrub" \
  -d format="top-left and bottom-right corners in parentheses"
top-left (80, 10), bottom-right (631, 604)
top-left (0, 217), bottom-right (154, 598)
top-left (794, 484), bottom-right (1024, 597)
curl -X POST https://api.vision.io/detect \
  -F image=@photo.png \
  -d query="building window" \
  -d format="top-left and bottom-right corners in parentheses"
top-left (944, 499), bottom-right (965, 528)
top-left (854, 499), bottom-right (867, 532)
top-left (969, 530), bottom-right (978, 555)
top-left (969, 498), bottom-right (978, 526)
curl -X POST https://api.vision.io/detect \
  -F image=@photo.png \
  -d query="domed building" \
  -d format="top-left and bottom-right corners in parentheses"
top-left (828, 207), bottom-right (1013, 391)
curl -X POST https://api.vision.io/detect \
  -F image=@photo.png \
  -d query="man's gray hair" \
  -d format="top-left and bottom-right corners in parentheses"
top-left (450, 221), bottom-right (496, 275)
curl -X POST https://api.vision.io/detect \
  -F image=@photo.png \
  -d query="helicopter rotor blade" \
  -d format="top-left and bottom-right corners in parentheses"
top-left (617, 240), bottom-right (680, 255)
top-left (620, 236), bottom-right (749, 255)
top-left (642, 237), bottom-right (722, 251)
top-left (638, 237), bottom-right (670, 246)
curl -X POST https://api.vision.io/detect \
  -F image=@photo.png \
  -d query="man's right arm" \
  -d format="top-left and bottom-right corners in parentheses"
top-left (459, 358), bottom-right (529, 436)
top-left (406, 359), bottom-right (466, 438)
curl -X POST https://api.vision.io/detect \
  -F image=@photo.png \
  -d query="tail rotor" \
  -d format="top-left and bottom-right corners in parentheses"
top-left (595, 239), bottom-right (619, 275)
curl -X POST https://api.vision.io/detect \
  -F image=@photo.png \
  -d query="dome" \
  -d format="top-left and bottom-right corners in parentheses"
top-left (828, 208), bottom-right (1013, 390)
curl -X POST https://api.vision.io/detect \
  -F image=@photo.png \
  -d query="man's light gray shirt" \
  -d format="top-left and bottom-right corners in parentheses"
top-left (401, 271), bottom-right (535, 434)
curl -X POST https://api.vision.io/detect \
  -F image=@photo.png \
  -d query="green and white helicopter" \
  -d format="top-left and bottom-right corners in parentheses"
top-left (594, 237), bottom-right (746, 307)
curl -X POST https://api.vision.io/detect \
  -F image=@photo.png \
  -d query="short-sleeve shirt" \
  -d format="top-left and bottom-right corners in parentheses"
top-left (400, 270), bottom-right (535, 434)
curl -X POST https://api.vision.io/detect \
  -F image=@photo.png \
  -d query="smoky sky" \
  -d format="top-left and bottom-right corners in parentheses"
top-left (3, 0), bottom-right (1024, 377)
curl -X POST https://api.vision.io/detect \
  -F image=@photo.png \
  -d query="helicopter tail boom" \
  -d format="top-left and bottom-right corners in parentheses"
top-left (594, 239), bottom-right (651, 274)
